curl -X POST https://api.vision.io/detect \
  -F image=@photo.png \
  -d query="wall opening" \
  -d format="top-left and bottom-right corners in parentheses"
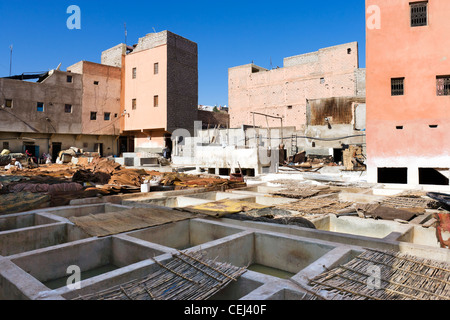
top-left (419, 168), bottom-right (449, 186)
top-left (333, 148), bottom-right (343, 164)
top-left (218, 168), bottom-right (231, 176)
top-left (234, 168), bottom-right (255, 177)
top-left (378, 168), bottom-right (408, 184)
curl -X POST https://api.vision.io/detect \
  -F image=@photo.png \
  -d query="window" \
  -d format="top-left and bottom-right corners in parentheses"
top-left (378, 168), bottom-right (408, 184)
top-left (287, 105), bottom-right (293, 110)
top-left (94, 81), bottom-right (99, 85)
top-left (37, 102), bottom-right (44, 112)
top-left (419, 168), bottom-right (449, 186)
top-left (104, 112), bottom-right (111, 121)
top-left (411, 1), bottom-right (427, 27)
top-left (67, 75), bottom-right (73, 83)
top-left (114, 113), bottom-right (118, 118)
top-left (5, 99), bottom-right (12, 108)
top-left (132, 68), bottom-right (137, 79)
top-left (132, 99), bottom-right (137, 110)
top-left (83, 142), bottom-right (88, 148)
top-left (154, 63), bottom-right (159, 75)
top-left (90, 112), bottom-right (97, 120)
top-left (154, 95), bottom-right (159, 107)
top-left (65, 104), bottom-right (72, 113)
top-left (391, 78), bottom-right (405, 96)
top-left (436, 76), bottom-right (450, 96)
top-left (3, 142), bottom-right (9, 150)
top-left (320, 77), bottom-right (325, 84)
top-left (347, 48), bottom-right (352, 54)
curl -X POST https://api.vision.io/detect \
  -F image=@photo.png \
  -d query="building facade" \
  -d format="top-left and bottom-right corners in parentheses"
top-left (228, 42), bottom-right (365, 130)
top-left (102, 31), bottom-right (198, 154)
top-left (366, 0), bottom-right (450, 187)
top-left (0, 30), bottom-right (198, 160)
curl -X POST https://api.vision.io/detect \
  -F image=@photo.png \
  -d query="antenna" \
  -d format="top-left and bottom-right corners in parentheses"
top-left (124, 23), bottom-right (127, 45)
top-left (270, 56), bottom-right (273, 69)
top-left (152, 27), bottom-right (157, 33)
top-left (9, 45), bottom-right (13, 76)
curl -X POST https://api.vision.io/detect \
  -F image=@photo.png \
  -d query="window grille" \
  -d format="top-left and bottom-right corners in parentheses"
top-left (437, 76), bottom-right (450, 96)
top-left (411, 2), bottom-right (427, 27)
top-left (391, 78), bottom-right (404, 96)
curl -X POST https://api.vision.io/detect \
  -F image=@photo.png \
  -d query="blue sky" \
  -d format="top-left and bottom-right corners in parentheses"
top-left (0, 0), bottom-right (366, 106)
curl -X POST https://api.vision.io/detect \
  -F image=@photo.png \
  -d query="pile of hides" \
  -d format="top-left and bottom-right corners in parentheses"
top-left (69, 207), bottom-right (195, 237)
top-left (158, 173), bottom-right (246, 190)
top-left (72, 157), bottom-right (143, 188)
top-left (8, 182), bottom-right (83, 194)
top-left (0, 192), bottom-right (51, 215)
top-left (355, 203), bottom-right (422, 221)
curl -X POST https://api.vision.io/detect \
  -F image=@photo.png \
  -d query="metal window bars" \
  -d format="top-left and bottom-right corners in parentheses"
top-left (391, 78), bottom-right (404, 96)
top-left (411, 2), bottom-right (428, 27)
top-left (437, 76), bottom-right (450, 96)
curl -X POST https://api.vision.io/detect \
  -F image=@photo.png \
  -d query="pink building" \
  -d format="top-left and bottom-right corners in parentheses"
top-left (102, 31), bottom-right (198, 154)
top-left (366, 0), bottom-right (450, 187)
top-left (228, 42), bottom-right (365, 130)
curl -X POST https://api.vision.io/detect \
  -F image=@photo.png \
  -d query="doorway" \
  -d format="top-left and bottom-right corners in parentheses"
top-left (118, 136), bottom-right (135, 156)
top-left (23, 143), bottom-right (39, 163)
top-left (94, 143), bottom-right (104, 157)
top-left (52, 142), bottom-right (62, 163)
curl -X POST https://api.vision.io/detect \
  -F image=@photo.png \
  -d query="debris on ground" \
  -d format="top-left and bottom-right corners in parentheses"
top-left (0, 156), bottom-right (247, 215)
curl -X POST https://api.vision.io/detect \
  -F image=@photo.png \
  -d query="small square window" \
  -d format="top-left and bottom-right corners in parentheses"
top-left (83, 142), bottom-right (88, 148)
top-left (90, 112), bottom-right (97, 120)
top-left (132, 68), bottom-right (137, 79)
top-left (154, 95), bottom-right (159, 107)
top-left (287, 105), bottom-right (293, 110)
top-left (132, 99), bottom-right (137, 110)
top-left (154, 63), bottom-right (159, 75)
top-left (436, 76), bottom-right (450, 96)
top-left (104, 112), bottom-right (111, 121)
top-left (391, 78), bottom-right (405, 96)
top-left (114, 113), bottom-right (118, 118)
top-left (3, 142), bottom-right (9, 150)
top-left (37, 102), bottom-right (44, 112)
top-left (5, 99), bottom-right (13, 108)
top-left (320, 78), bottom-right (325, 84)
top-left (94, 81), bottom-right (99, 85)
top-left (65, 104), bottom-right (72, 113)
top-left (67, 75), bottom-right (73, 83)
top-left (411, 2), bottom-right (428, 27)
top-left (347, 48), bottom-right (352, 54)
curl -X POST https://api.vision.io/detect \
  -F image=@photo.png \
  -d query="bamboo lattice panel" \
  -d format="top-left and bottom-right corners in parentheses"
top-left (308, 249), bottom-right (450, 300)
top-left (73, 250), bottom-right (247, 300)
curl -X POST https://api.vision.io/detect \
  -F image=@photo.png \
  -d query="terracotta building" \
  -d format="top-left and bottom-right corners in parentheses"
top-left (228, 42), bottom-right (365, 130)
top-left (366, 0), bottom-right (450, 187)
top-left (0, 30), bottom-right (198, 160)
top-left (101, 31), bottom-right (198, 154)
top-left (0, 67), bottom-right (120, 160)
